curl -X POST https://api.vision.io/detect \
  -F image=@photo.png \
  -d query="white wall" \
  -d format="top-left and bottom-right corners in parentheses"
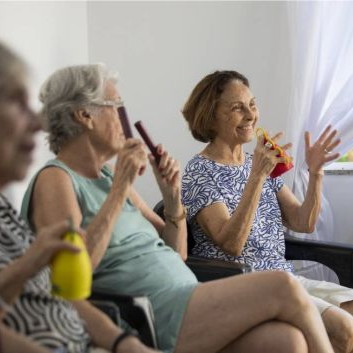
top-left (0, 1), bottom-right (89, 210)
top-left (0, 1), bottom-right (293, 210)
top-left (87, 1), bottom-right (292, 207)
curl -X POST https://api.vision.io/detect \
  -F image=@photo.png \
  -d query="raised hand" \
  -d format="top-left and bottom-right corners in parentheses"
top-left (113, 139), bottom-right (147, 189)
top-left (305, 125), bottom-right (340, 175)
top-left (148, 144), bottom-right (180, 200)
top-left (252, 131), bottom-right (292, 179)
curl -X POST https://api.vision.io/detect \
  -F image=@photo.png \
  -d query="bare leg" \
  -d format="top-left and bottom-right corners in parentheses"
top-left (322, 306), bottom-right (353, 353)
top-left (175, 271), bottom-right (333, 353)
top-left (220, 321), bottom-right (308, 353)
top-left (341, 300), bottom-right (353, 316)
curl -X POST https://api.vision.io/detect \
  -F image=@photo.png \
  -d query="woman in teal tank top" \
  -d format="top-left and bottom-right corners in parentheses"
top-left (22, 64), bottom-right (335, 353)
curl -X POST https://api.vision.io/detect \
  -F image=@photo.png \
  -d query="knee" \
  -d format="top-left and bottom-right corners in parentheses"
top-left (273, 272), bottom-right (312, 312)
top-left (323, 306), bottom-right (353, 353)
top-left (324, 309), bottom-right (353, 353)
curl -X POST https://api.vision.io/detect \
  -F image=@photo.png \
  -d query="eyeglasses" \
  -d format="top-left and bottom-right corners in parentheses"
top-left (92, 99), bottom-right (124, 109)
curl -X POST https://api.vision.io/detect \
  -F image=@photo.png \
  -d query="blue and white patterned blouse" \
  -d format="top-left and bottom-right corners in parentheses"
top-left (181, 153), bottom-right (294, 273)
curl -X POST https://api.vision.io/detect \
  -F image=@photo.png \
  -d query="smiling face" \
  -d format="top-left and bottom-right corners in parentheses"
top-left (0, 76), bottom-right (41, 187)
top-left (213, 80), bottom-right (258, 145)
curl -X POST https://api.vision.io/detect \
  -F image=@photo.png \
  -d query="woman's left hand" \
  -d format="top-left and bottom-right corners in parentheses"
top-left (148, 144), bottom-right (180, 199)
top-left (305, 125), bottom-right (341, 175)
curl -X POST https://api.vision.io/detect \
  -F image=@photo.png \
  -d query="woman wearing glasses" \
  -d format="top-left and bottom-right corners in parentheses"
top-left (0, 43), bottom-right (160, 353)
top-left (22, 64), bottom-right (335, 353)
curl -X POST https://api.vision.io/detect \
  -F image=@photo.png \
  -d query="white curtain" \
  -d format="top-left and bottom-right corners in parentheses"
top-left (286, 1), bottom-right (353, 281)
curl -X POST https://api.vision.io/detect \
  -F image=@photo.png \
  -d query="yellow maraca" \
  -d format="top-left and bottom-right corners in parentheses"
top-left (50, 218), bottom-right (92, 300)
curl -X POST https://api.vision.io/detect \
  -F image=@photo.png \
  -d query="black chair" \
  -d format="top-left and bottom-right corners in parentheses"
top-left (285, 236), bottom-right (353, 288)
top-left (90, 299), bottom-right (122, 326)
top-left (154, 200), bottom-right (353, 288)
top-left (90, 290), bottom-right (158, 348)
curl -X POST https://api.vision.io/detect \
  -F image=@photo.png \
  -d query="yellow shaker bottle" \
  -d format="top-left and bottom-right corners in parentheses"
top-left (50, 220), bottom-right (92, 300)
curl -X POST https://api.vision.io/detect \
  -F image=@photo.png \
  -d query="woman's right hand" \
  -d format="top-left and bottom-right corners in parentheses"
top-left (252, 131), bottom-right (292, 179)
top-left (23, 220), bottom-right (82, 275)
top-left (113, 139), bottom-right (147, 190)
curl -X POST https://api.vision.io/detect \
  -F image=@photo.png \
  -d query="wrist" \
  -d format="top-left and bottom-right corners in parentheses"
top-left (111, 330), bottom-right (139, 353)
top-left (163, 206), bottom-right (186, 229)
top-left (115, 336), bottom-right (141, 353)
top-left (161, 184), bottom-right (181, 201)
top-left (308, 169), bottom-right (324, 177)
top-left (16, 252), bottom-right (40, 278)
top-left (249, 170), bottom-right (267, 183)
top-left (111, 179), bottom-right (130, 200)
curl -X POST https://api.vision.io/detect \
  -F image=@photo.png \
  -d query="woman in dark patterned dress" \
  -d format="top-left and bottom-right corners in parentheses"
top-left (181, 70), bottom-right (353, 353)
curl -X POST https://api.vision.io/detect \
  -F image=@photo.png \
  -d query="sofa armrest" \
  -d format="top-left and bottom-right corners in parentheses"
top-left (186, 255), bottom-right (252, 282)
top-left (90, 290), bottom-right (158, 348)
top-left (285, 235), bottom-right (353, 288)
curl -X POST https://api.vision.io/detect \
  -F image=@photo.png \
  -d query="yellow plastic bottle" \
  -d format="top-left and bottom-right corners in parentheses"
top-left (50, 227), bottom-right (92, 300)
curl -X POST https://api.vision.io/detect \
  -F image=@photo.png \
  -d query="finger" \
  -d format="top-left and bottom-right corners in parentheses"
top-left (156, 144), bottom-right (164, 156)
top-left (160, 158), bottom-right (174, 176)
top-left (276, 156), bottom-right (291, 164)
top-left (317, 125), bottom-right (332, 144)
top-left (53, 241), bottom-right (81, 254)
top-left (270, 132), bottom-right (283, 143)
top-left (267, 148), bottom-right (280, 157)
top-left (167, 168), bottom-right (180, 184)
top-left (158, 151), bottom-right (169, 170)
top-left (304, 131), bottom-right (311, 151)
top-left (132, 142), bottom-right (148, 155)
top-left (170, 169), bottom-right (180, 185)
top-left (165, 162), bottom-right (179, 181)
top-left (324, 152), bottom-right (340, 163)
top-left (124, 138), bottom-right (144, 149)
top-left (322, 129), bottom-right (338, 148)
top-left (325, 138), bottom-right (341, 152)
top-left (279, 143), bottom-right (292, 151)
top-left (148, 154), bottom-right (160, 176)
top-left (256, 133), bottom-right (265, 148)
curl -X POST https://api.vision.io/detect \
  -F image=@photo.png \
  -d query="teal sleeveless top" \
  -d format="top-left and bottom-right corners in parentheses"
top-left (21, 159), bottom-right (198, 353)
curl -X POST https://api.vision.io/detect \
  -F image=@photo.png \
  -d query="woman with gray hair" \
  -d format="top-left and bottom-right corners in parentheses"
top-left (22, 63), bottom-right (335, 353)
top-left (0, 41), bottom-right (159, 353)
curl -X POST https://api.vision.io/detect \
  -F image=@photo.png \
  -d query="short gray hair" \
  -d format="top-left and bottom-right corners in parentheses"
top-left (0, 41), bottom-right (27, 92)
top-left (39, 63), bottom-right (118, 154)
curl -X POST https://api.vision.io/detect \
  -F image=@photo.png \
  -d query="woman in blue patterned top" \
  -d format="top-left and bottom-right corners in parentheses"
top-left (181, 70), bottom-right (353, 353)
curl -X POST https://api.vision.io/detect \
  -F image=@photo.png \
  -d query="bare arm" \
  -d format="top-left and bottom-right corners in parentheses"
top-left (0, 325), bottom-right (51, 353)
top-left (31, 140), bottom-right (147, 269)
top-left (196, 171), bottom-right (266, 256)
top-left (277, 178), bottom-right (322, 233)
top-left (278, 126), bottom-right (340, 233)
top-left (196, 133), bottom-right (290, 256)
top-left (73, 300), bottom-right (160, 353)
top-left (147, 147), bottom-right (187, 259)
